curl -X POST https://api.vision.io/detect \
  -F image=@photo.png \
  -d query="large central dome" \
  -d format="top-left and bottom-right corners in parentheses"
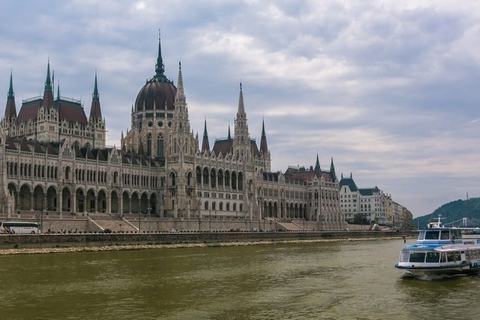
top-left (134, 38), bottom-right (177, 112)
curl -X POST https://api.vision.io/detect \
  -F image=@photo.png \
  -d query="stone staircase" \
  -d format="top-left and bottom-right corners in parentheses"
top-left (90, 216), bottom-right (138, 232)
top-left (275, 221), bottom-right (305, 231)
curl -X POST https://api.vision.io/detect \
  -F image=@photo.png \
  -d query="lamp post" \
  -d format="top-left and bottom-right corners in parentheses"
top-left (138, 210), bottom-right (141, 233)
top-left (148, 206), bottom-right (151, 232)
top-left (42, 208), bottom-right (46, 233)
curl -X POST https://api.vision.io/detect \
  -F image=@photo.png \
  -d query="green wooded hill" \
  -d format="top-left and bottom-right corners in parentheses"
top-left (413, 198), bottom-right (480, 228)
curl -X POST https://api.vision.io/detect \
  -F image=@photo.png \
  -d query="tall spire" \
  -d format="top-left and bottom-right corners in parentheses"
top-left (56, 83), bottom-right (60, 100)
top-left (42, 60), bottom-right (54, 110)
top-left (4, 71), bottom-right (17, 119)
top-left (227, 123), bottom-right (231, 140)
top-left (7, 71), bottom-right (14, 100)
top-left (89, 72), bottom-right (102, 120)
top-left (315, 153), bottom-right (321, 171)
top-left (45, 59), bottom-right (52, 91)
top-left (237, 82), bottom-right (245, 116)
top-left (202, 118), bottom-right (210, 152)
top-left (175, 61), bottom-right (186, 104)
top-left (330, 157), bottom-right (337, 181)
top-left (155, 30), bottom-right (165, 77)
top-left (260, 118), bottom-right (268, 153)
top-left (92, 70), bottom-right (100, 101)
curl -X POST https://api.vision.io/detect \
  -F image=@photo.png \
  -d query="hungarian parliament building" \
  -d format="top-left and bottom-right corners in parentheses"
top-left (0, 38), bottom-right (345, 230)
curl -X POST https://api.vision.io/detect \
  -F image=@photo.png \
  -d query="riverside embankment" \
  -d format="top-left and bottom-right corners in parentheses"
top-left (0, 230), bottom-right (415, 255)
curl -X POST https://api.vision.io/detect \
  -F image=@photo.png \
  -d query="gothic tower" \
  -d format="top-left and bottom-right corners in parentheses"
top-left (232, 83), bottom-right (251, 161)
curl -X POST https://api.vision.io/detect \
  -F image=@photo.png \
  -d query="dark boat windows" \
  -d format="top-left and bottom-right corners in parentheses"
top-left (426, 252), bottom-right (440, 263)
top-left (425, 231), bottom-right (440, 240)
top-left (409, 252), bottom-right (426, 263)
top-left (440, 231), bottom-right (450, 240)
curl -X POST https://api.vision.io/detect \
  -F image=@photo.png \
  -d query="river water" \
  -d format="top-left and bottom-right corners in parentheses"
top-left (1, 239), bottom-right (479, 320)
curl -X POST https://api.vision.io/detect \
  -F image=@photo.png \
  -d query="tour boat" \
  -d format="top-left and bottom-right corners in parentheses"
top-left (395, 217), bottom-right (480, 278)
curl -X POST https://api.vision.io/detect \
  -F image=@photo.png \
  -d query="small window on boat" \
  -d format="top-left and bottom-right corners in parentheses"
top-left (399, 252), bottom-right (409, 262)
top-left (453, 230), bottom-right (462, 239)
top-left (440, 252), bottom-right (447, 263)
top-left (425, 231), bottom-right (440, 240)
top-left (418, 231), bottom-right (425, 240)
top-left (426, 252), bottom-right (440, 263)
top-left (440, 231), bottom-right (449, 240)
top-left (447, 252), bottom-right (460, 262)
top-left (409, 252), bottom-right (426, 263)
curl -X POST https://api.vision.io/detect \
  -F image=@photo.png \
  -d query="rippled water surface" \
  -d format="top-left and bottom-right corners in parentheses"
top-left (1, 239), bottom-right (480, 320)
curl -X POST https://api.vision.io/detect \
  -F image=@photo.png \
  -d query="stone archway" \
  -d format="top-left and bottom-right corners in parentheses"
top-left (62, 187), bottom-right (71, 212)
top-left (98, 190), bottom-right (107, 213)
top-left (33, 185), bottom-right (45, 211)
top-left (46, 186), bottom-right (57, 211)
top-left (111, 191), bottom-right (119, 214)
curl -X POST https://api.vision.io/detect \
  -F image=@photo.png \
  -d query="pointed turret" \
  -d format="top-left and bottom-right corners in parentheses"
top-left (237, 82), bottom-right (246, 117)
top-left (176, 62), bottom-right (184, 96)
top-left (227, 124), bottom-right (231, 140)
top-left (42, 61), bottom-right (54, 110)
top-left (174, 61), bottom-right (187, 108)
top-left (260, 118), bottom-right (268, 153)
top-left (89, 72), bottom-right (102, 120)
top-left (4, 71), bottom-right (17, 120)
top-left (330, 157), bottom-right (337, 181)
top-left (202, 119), bottom-right (210, 152)
top-left (56, 83), bottom-right (60, 100)
top-left (233, 82), bottom-right (251, 160)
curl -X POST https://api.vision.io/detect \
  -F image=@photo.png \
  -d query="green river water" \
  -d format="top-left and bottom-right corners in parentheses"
top-left (1, 239), bottom-right (479, 320)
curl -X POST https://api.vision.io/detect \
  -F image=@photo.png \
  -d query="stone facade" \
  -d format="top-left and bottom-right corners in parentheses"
top-left (0, 37), bottom-right (345, 231)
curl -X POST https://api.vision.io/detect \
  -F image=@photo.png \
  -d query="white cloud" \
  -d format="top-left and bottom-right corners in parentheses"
top-left (1, 0), bottom-right (480, 217)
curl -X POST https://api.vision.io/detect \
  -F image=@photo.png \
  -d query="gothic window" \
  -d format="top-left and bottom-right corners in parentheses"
top-left (196, 167), bottom-right (202, 185)
top-left (186, 172), bottom-right (192, 187)
top-left (203, 167), bottom-right (209, 185)
top-left (157, 134), bottom-right (164, 157)
top-left (147, 133), bottom-right (152, 156)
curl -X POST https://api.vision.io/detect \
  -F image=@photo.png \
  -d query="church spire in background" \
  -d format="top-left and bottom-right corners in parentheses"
top-left (89, 71), bottom-right (102, 120)
top-left (4, 71), bottom-right (17, 120)
top-left (260, 118), bottom-right (268, 153)
top-left (202, 118), bottom-right (210, 152)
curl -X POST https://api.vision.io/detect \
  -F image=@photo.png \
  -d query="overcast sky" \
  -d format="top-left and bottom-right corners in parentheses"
top-left (1, 0), bottom-right (479, 218)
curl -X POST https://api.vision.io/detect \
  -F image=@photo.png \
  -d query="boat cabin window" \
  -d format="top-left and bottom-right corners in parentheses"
top-left (399, 252), bottom-right (409, 262)
top-left (447, 251), bottom-right (461, 262)
top-left (409, 252), bottom-right (426, 263)
top-left (425, 231), bottom-right (440, 240)
top-left (440, 252), bottom-right (446, 263)
top-left (440, 231), bottom-right (450, 240)
top-left (425, 252), bottom-right (440, 263)
top-left (451, 229), bottom-right (462, 240)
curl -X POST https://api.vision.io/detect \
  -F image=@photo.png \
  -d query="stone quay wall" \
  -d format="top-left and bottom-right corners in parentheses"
top-left (0, 230), bottom-right (414, 250)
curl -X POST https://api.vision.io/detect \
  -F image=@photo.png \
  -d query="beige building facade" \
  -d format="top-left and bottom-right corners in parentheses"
top-left (0, 38), bottom-right (345, 230)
